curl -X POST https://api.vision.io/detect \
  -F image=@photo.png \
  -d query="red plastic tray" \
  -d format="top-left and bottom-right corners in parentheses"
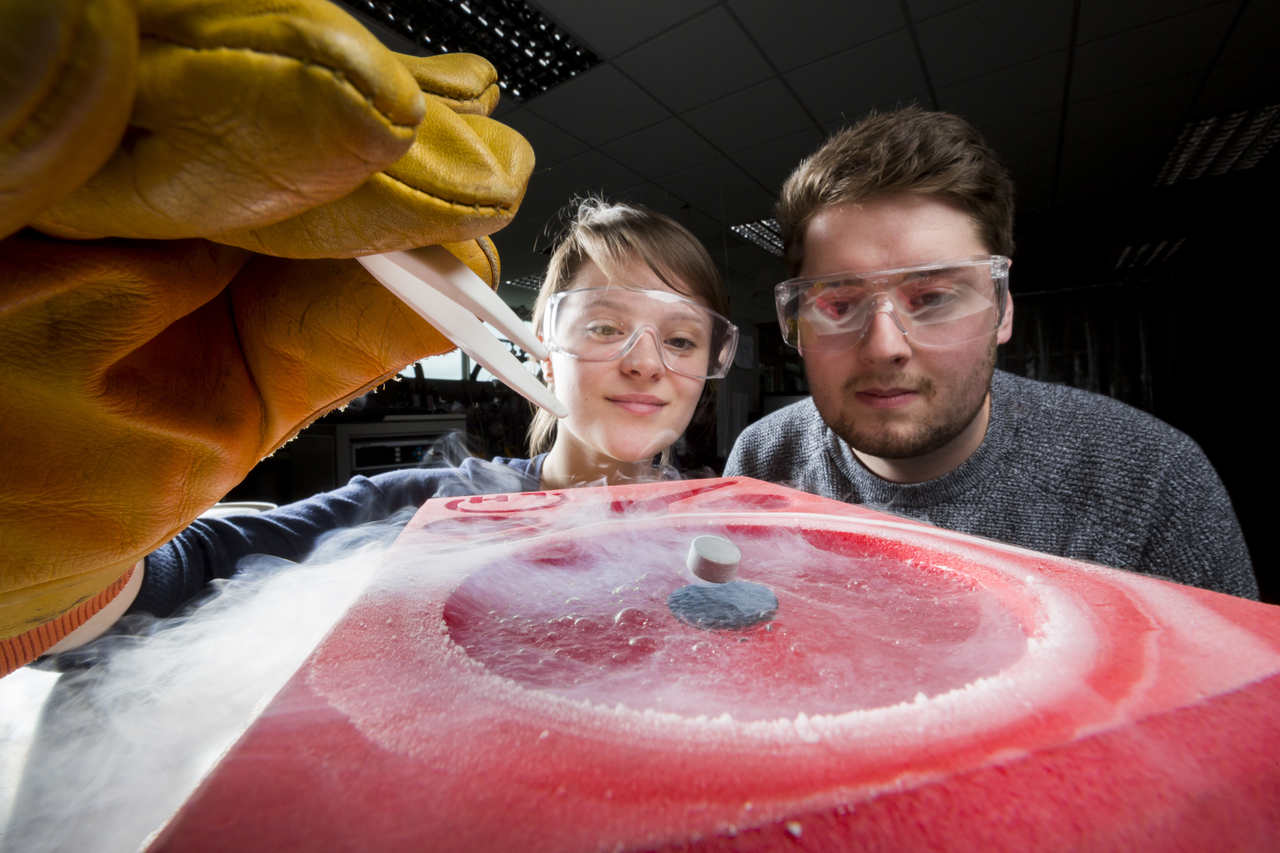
top-left (150, 478), bottom-right (1280, 851)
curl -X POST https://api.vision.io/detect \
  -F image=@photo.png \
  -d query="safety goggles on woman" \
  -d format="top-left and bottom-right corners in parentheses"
top-left (775, 255), bottom-right (1010, 351)
top-left (543, 287), bottom-right (739, 380)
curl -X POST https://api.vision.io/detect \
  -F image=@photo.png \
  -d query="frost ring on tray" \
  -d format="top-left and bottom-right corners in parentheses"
top-left (310, 511), bottom-right (1110, 758)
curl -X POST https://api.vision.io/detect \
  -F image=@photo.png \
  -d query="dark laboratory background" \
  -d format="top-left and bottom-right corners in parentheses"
top-left (225, 0), bottom-right (1278, 603)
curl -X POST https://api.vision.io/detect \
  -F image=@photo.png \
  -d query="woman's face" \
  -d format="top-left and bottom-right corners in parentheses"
top-left (544, 257), bottom-right (709, 467)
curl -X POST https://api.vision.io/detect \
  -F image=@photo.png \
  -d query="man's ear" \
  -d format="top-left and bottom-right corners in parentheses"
top-left (997, 290), bottom-right (1014, 345)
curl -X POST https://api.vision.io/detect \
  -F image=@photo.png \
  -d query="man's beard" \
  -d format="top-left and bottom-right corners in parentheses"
top-left (820, 336), bottom-right (998, 460)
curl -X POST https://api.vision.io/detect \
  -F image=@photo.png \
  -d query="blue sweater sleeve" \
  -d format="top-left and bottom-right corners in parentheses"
top-left (135, 457), bottom-right (540, 618)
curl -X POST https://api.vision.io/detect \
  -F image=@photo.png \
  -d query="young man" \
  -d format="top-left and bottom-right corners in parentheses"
top-left (725, 107), bottom-right (1257, 599)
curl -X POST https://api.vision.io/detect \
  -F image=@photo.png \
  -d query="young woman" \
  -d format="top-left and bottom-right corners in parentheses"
top-left (46, 199), bottom-right (737, 656)
top-left (531, 197), bottom-right (736, 487)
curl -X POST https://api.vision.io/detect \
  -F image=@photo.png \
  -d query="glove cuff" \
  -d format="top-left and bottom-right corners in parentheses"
top-left (0, 563), bottom-right (137, 677)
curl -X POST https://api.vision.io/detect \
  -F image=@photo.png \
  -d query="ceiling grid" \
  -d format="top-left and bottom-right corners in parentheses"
top-left (340, 0), bottom-right (1278, 303)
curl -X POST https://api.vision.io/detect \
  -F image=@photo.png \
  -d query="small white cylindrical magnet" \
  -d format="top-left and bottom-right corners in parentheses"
top-left (686, 534), bottom-right (741, 583)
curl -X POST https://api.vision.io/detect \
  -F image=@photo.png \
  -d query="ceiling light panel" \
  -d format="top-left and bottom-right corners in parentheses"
top-left (1155, 104), bottom-right (1278, 187)
top-left (730, 219), bottom-right (783, 256)
top-left (342, 0), bottom-right (599, 102)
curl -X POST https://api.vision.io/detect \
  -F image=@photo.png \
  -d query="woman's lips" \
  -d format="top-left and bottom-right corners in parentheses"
top-left (854, 388), bottom-right (919, 409)
top-left (608, 394), bottom-right (666, 415)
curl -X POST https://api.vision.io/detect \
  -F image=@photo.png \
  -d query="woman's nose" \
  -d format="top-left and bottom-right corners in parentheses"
top-left (619, 327), bottom-right (665, 378)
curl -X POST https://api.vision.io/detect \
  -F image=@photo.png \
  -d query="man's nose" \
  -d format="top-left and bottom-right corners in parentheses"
top-left (619, 327), bottom-right (665, 378)
top-left (856, 297), bottom-right (912, 363)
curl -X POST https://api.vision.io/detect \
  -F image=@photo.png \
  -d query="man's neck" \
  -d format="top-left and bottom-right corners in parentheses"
top-left (852, 393), bottom-right (992, 484)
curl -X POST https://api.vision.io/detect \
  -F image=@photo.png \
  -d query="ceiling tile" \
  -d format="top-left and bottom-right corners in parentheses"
top-left (785, 29), bottom-right (933, 127)
top-left (904, 0), bottom-right (974, 20)
top-left (538, 149), bottom-right (644, 196)
top-left (492, 179), bottom-right (576, 278)
top-left (490, 219), bottom-right (552, 282)
top-left (1219, 0), bottom-right (1279, 66)
top-left (728, 127), bottom-right (826, 193)
top-left (1197, 57), bottom-right (1280, 116)
top-left (937, 52), bottom-right (1068, 128)
top-left (498, 149), bottom-right (647, 274)
top-left (511, 166), bottom-right (574, 222)
top-left (501, 108), bottom-right (590, 169)
top-left (608, 181), bottom-right (691, 217)
top-left (614, 7), bottom-right (774, 113)
top-left (728, 252), bottom-right (791, 314)
top-left (595, 181), bottom-right (734, 261)
top-left (531, 0), bottom-right (717, 58)
top-left (491, 97), bottom-right (519, 119)
top-left (684, 208), bottom-right (733, 247)
top-left (1071, 4), bottom-right (1236, 101)
top-left (979, 111), bottom-right (1061, 214)
top-left (682, 78), bottom-right (816, 151)
top-left (1199, 0), bottom-right (1280, 112)
top-left (1061, 76), bottom-right (1197, 199)
top-left (657, 159), bottom-right (775, 223)
top-left (599, 118), bottom-right (723, 180)
top-left (728, 0), bottom-right (904, 71)
top-left (503, 177), bottom-right (732, 276)
top-left (526, 64), bottom-right (670, 146)
top-left (1076, 0), bottom-right (1227, 43)
top-left (933, 53), bottom-right (1065, 212)
top-left (719, 240), bottom-right (785, 289)
top-left (442, 0), bottom-right (1278, 314)
top-left (673, 206), bottom-right (734, 260)
top-left (916, 0), bottom-right (1073, 86)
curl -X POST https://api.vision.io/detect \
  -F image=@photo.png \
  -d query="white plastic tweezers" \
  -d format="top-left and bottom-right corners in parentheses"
top-left (358, 248), bottom-right (567, 418)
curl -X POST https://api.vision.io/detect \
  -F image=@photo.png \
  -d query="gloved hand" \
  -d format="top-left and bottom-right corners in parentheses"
top-left (0, 0), bottom-right (535, 674)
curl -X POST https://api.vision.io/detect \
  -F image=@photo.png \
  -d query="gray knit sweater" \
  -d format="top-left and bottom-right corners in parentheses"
top-left (725, 370), bottom-right (1257, 599)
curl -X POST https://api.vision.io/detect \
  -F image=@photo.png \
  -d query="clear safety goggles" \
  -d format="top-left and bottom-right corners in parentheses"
top-left (775, 255), bottom-right (1010, 351)
top-left (542, 287), bottom-right (740, 380)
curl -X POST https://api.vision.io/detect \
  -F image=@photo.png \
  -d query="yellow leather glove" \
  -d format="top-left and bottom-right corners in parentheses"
top-left (0, 0), bottom-right (138, 239)
top-left (0, 0), bottom-right (534, 674)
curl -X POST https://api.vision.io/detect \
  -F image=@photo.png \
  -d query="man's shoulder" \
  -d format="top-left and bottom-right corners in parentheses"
top-left (726, 397), bottom-right (828, 476)
top-left (995, 370), bottom-right (1190, 447)
top-left (991, 370), bottom-right (1214, 507)
top-left (734, 397), bottom-right (825, 445)
top-left (990, 373), bottom-right (1252, 597)
top-left (752, 396), bottom-right (819, 423)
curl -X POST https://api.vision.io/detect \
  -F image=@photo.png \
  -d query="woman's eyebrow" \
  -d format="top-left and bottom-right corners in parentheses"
top-left (597, 293), bottom-right (708, 319)
top-left (666, 302), bottom-right (708, 319)
top-left (581, 294), bottom-right (629, 311)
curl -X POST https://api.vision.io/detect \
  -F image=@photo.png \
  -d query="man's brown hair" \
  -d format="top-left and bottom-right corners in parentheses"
top-left (777, 106), bottom-right (1016, 274)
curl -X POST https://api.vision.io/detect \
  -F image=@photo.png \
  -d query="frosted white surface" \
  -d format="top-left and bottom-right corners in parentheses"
top-left (6, 501), bottom-right (1277, 853)
top-left (0, 545), bottom-right (380, 853)
top-left (440, 524), bottom-right (1027, 717)
top-left (311, 513), bottom-right (1115, 770)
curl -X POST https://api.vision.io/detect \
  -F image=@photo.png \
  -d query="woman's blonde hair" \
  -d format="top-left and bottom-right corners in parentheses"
top-left (526, 197), bottom-right (727, 457)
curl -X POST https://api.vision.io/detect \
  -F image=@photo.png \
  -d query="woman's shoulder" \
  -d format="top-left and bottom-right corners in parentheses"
top-left (456, 454), bottom-right (543, 493)
top-left (361, 456), bottom-right (538, 500)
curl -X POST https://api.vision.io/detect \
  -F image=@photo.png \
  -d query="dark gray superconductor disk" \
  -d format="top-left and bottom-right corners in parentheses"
top-left (667, 580), bottom-right (778, 630)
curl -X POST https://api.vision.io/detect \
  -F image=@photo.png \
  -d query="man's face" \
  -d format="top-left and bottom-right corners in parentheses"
top-left (797, 194), bottom-right (1012, 479)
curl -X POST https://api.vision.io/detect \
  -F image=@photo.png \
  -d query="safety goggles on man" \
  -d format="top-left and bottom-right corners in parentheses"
top-left (774, 255), bottom-right (1010, 351)
top-left (542, 287), bottom-right (740, 380)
